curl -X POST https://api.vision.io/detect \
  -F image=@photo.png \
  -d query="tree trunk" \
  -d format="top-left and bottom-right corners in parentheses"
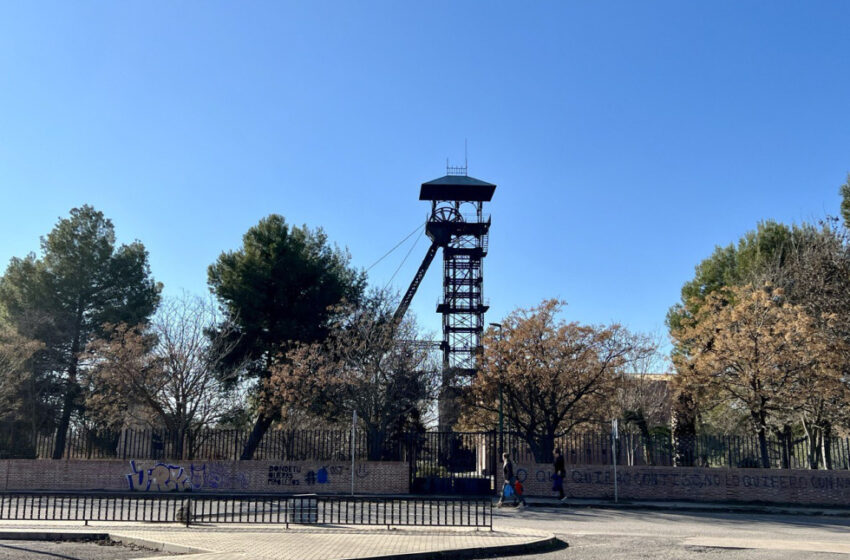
top-left (366, 425), bottom-right (385, 462)
top-left (671, 390), bottom-right (696, 467)
top-left (52, 353), bottom-right (80, 460)
top-left (635, 414), bottom-right (654, 466)
top-left (174, 428), bottom-right (185, 461)
top-left (822, 423), bottom-right (833, 470)
top-left (526, 430), bottom-right (555, 464)
top-left (239, 411), bottom-right (276, 460)
top-left (779, 424), bottom-right (792, 469)
top-left (755, 423), bottom-right (770, 469)
top-left (801, 418), bottom-right (815, 469)
top-left (53, 302), bottom-right (85, 460)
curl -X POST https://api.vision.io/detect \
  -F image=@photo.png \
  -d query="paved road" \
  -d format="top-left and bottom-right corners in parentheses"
top-left (0, 539), bottom-right (163, 560)
top-left (491, 506), bottom-right (850, 559)
top-left (0, 507), bottom-right (847, 559)
top-left (0, 523), bottom-right (548, 560)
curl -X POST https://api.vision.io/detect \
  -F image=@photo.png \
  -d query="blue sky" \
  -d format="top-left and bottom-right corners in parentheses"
top-left (1, 2), bottom-right (849, 353)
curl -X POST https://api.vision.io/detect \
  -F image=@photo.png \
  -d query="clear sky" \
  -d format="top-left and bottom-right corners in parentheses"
top-left (1, 2), bottom-right (849, 353)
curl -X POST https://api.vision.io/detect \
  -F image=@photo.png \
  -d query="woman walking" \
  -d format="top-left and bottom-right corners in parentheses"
top-left (553, 448), bottom-right (565, 500)
top-left (497, 453), bottom-right (518, 507)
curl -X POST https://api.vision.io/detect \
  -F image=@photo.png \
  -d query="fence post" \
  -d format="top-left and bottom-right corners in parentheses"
top-left (351, 411), bottom-right (357, 496)
top-left (489, 499), bottom-right (493, 532)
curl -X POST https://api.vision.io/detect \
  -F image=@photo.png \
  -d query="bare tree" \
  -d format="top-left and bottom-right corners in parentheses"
top-left (85, 294), bottom-right (244, 458)
top-left (266, 291), bottom-right (439, 459)
top-left (610, 332), bottom-right (671, 465)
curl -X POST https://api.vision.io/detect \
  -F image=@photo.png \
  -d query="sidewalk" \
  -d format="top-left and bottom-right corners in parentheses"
top-left (0, 521), bottom-right (559, 560)
top-left (521, 496), bottom-right (850, 516)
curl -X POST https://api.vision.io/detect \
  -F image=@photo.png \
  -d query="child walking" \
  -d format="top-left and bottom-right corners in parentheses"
top-left (513, 479), bottom-right (527, 507)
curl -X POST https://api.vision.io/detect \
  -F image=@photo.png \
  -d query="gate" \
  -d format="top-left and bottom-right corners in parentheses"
top-left (408, 432), bottom-right (496, 495)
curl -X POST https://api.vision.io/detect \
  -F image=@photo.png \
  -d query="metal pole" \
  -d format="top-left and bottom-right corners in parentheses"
top-left (351, 410), bottom-right (357, 496)
top-left (489, 323), bottom-right (504, 454)
top-left (498, 383), bottom-right (504, 454)
top-left (612, 419), bottom-right (618, 503)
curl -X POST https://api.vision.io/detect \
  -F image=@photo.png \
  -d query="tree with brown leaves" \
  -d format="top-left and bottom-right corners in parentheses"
top-left (265, 291), bottom-right (438, 459)
top-left (0, 323), bottom-right (44, 457)
top-left (672, 284), bottom-right (844, 468)
top-left (780, 221), bottom-right (850, 464)
top-left (463, 299), bottom-right (648, 462)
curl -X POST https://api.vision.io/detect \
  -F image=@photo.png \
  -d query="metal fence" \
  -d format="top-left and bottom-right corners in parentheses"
top-left (408, 432), bottom-right (495, 494)
top-left (501, 431), bottom-right (850, 470)
top-left (6, 426), bottom-right (850, 471)
top-left (0, 492), bottom-right (492, 529)
top-left (25, 428), bottom-right (403, 462)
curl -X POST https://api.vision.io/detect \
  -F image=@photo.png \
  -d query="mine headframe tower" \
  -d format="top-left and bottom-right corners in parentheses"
top-left (393, 168), bottom-right (495, 429)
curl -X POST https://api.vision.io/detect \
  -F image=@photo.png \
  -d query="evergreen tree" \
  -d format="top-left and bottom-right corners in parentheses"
top-left (207, 214), bottom-right (365, 459)
top-left (0, 206), bottom-right (160, 458)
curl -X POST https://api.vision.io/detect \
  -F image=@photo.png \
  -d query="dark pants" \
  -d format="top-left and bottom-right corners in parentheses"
top-left (553, 473), bottom-right (564, 499)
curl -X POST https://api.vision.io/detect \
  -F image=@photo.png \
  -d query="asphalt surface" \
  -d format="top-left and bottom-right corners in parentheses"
top-left (0, 539), bottom-right (167, 560)
top-left (0, 506), bottom-right (847, 559)
top-left (488, 506), bottom-right (850, 560)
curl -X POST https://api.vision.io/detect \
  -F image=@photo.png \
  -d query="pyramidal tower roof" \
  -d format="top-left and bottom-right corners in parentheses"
top-left (419, 175), bottom-right (496, 201)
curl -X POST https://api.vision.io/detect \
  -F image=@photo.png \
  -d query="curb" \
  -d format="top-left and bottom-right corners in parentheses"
top-left (336, 533), bottom-right (566, 560)
top-left (0, 531), bottom-right (208, 555)
top-left (0, 528), bottom-right (566, 560)
top-left (524, 501), bottom-right (850, 517)
top-left (0, 531), bottom-right (110, 541)
top-left (107, 533), bottom-right (210, 555)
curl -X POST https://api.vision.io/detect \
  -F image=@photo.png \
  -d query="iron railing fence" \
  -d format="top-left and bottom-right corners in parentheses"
top-left (22, 428), bottom-right (404, 463)
top-left (3, 426), bottom-right (849, 470)
top-left (500, 431), bottom-right (850, 470)
top-left (0, 492), bottom-right (492, 529)
top-left (407, 431), bottom-right (496, 494)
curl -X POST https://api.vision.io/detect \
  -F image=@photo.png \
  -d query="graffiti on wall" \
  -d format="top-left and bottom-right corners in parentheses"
top-left (126, 460), bottom-right (249, 491)
top-left (507, 467), bottom-right (552, 485)
top-left (567, 468), bottom-right (850, 493)
top-left (267, 464), bottom-right (345, 487)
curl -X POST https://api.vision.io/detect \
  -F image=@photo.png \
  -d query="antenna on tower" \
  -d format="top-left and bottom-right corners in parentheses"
top-left (464, 138), bottom-right (468, 171)
top-left (446, 142), bottom-right (468, 176)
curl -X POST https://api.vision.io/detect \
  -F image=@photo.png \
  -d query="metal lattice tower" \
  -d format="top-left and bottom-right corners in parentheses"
top-left (419, 169), bottom-right (495, 428)
top-left (391, 167), bottom-right (495, 429)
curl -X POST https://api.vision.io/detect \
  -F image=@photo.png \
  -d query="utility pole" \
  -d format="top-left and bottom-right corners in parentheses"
top-left (489, 323), bottom-right (504, 455)
top-left (612, 418), bottom-right (619, 503)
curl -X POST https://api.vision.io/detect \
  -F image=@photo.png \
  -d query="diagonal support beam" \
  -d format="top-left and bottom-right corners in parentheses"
top-left (393, 242), bottom-right (439, 324)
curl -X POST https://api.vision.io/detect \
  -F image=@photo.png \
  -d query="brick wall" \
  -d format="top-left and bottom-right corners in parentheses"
top-left (6, 458), bottom-right (850, 505)
top-left (0, 460), bottom-right (408, 495)
top-left (497, 462), bottom-right (850, 506)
